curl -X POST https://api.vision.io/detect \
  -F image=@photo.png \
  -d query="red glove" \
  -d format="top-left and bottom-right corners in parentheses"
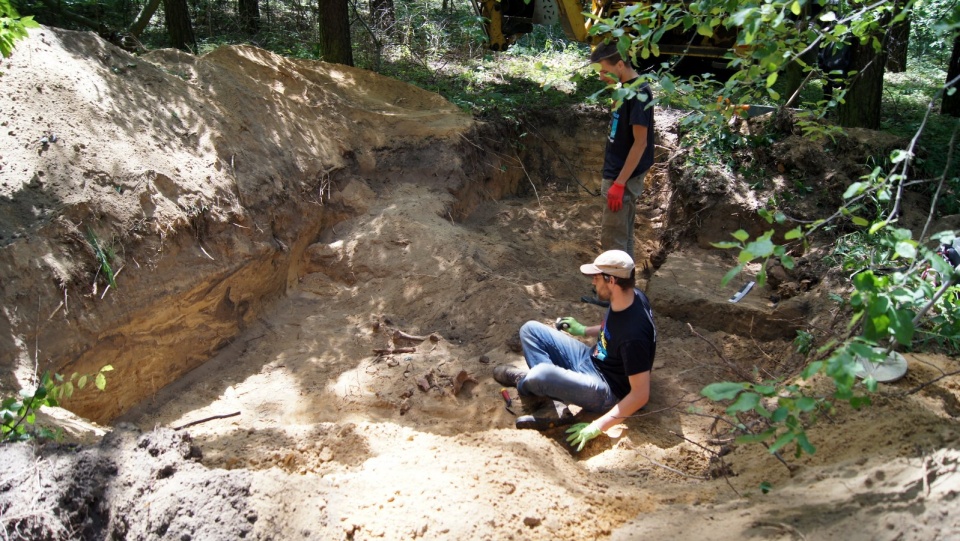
top-left (607, 182), bottom-right (624, 212)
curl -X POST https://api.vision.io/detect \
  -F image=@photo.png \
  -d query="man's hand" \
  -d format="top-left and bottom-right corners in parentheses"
top-left (558, 317), bottom-right (586, 337)
top-left (565, 422), bottom-right (602, 452)
top-left (607, 182), bottom-right (624, 212)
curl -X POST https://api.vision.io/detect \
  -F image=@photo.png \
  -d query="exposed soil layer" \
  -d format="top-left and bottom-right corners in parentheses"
top-left (1, 27), bottom-right (959, 541)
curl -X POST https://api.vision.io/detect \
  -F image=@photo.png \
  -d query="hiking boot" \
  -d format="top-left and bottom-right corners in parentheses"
top-left (519, 394), bottom-right (551, 413)
top-left (580, 295), bottom-right (610, 308)
top-left (515, 400), bottom-right (576, 430)
top-left (493, 365), bottom-right (526, 388)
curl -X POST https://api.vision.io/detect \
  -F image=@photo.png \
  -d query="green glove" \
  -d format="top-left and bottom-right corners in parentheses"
top-left (565, 422), bottom-right (602, 452)
top-left (558, 317), bottom-right (586, 337)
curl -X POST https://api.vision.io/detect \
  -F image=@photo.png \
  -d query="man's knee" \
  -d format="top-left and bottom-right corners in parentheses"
top-left (520, 320), bottom-right (547, 339)
top-left (520, 364), bottom-right (552, 395)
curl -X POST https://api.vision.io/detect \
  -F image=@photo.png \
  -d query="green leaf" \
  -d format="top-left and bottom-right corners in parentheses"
top-left (851, 216), bottom-right (869, 226)
top-left (95, 373), bottom-right (107, 391)
top-left (101, 365), bottom-right (114, 372)
top-left (784, 227), bottom-right (802, 240)
top-left (790, 1), bottom-right (801, 15)
top-left (744, 236), bottom-right (775, 259)
top-left (894, 241), bottom-right (916, 260)
top-left (781, 254), bottom-right (795, 270)
top-left (660, 75), bottom-right (675, 93)
top-left (768, 431), bottom-right (796, 454)
top-left (732, 229), bottom-right (750, 242)
top-left (771, 406), bottom-right (789, 423)
top-left (795, 433), bottom-right (816, 456)
top-left (850, 395), bottom-right (872, 409)
top-left (892, 309), bottom-right (915, 345)
top-left (751, 384), bottom-right (776, 395)
top-left (843, 182), bottom-right (865, 199)
top-left (868, 221), bottom-right (888, 234)
top-left (796, 397), bottom-right (817, 412)
top-left (711, 241), bottom-right (741, 249)
top-left (735, 428), bottom-right (777, 444)
top-left (766, 72), bottom-right (778, 88)
top-left (702, 381), bottom-right (746, 401)
top-left (759, 481), bottom-right (773, 494)
top-left (721, 264), bottom-right (744, 287)
top-left (726, 391), bottom-right (761, 413)
top-left (77, 375), bottom-right (88, 389)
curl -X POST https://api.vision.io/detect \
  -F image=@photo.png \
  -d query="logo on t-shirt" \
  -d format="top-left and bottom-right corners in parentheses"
top-left (608, 111), bottom-right (619, 144)
top-left (594, 327), bottom-right (610, 361)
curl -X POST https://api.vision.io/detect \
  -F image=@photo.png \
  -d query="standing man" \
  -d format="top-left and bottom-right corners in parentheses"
top-left (494, 250), bottom-right (657, 451)
top-left (584, 42), bottom-right (655, 306)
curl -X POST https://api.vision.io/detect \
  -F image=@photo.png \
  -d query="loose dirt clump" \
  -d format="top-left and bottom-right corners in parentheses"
top-left (1, 26), bottom-right (959, 541)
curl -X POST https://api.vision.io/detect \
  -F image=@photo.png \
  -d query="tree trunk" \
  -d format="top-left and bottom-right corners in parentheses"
top-left (129, 0), bottom-right (162, 38)
top-left (943, 36), bottom-right (960, 117)
top-left (370, 0), bottom-right (395, 33)
top-left (319, 0), bottom-right (353, 66)
top-left (885, 18), bottom-right (910, 73)
top-left (238, 0), bottom-right (260, 34)
top-left (836, 37), bottom-right (886, 129)
top-left (163, 0), bottom-right (197, 52)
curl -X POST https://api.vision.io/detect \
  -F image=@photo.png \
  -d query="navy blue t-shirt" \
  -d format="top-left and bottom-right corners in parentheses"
top-left (591, 289), bottom-right (657, 399)
top-left (602, 81), bottom-right (655, 181)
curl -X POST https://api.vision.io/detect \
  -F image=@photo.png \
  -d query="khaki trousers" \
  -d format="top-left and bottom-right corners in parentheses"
top-left (600, 171), bottom-right (647, 261)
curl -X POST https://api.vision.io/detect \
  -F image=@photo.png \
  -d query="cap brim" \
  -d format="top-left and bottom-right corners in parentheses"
top-left (580, 263), bottom-right (603, 275)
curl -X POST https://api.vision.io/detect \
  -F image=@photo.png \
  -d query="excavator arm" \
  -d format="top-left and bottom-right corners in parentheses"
top-left (476, 0), bottom-right (736, 61)
top-left (476, 0), bottom-right (594, 51)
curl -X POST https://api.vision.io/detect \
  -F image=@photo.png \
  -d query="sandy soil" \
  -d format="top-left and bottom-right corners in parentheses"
top-left (1, 26), bottom-right (959, 541)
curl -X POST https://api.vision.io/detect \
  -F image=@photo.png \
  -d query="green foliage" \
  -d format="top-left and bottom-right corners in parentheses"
top-left (881, 59), bottom-right (960, 213)
top-left (701, 379), bottom-right (820, 458)
top-left (794, 330), bottom-right (814, 355)
top-left (1, 366), bottom-right (113, 443)
top-left (641, 0), bottom-right (960, 463)
top-left (86, 226), bottom-right (117, 289)
top-left (0, 0), bottom-right (38, 57)
top-left (681, 121), bottom-right (775, 185)
top-left (909, 0), bottom-right (958, 62)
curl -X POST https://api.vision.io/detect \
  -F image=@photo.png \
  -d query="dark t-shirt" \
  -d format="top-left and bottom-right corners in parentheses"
top-left (602, 80), bottom-right (655, 181)
top-left (591, 289), bottom-right (657, 399)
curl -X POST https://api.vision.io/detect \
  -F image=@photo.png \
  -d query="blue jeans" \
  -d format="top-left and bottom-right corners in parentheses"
top-left (517, 321), bottom-right (618, 413)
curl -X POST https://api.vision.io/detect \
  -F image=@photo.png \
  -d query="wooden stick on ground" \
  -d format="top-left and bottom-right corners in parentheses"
top-left (173, 411), bottom-right (241, 431)
top-left (374, 347), bottom-right (416, 355)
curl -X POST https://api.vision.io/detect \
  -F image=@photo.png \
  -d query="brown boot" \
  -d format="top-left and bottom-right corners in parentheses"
top-left (493, 365), bottom-right (526, 388)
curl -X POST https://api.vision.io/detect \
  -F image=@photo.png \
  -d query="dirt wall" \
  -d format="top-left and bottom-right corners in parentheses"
top-left (0, 28), bottom-right (479, 422)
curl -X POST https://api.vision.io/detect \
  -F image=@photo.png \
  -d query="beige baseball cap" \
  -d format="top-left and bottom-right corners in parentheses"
top-left (580, 250), bottom-right (635, 279)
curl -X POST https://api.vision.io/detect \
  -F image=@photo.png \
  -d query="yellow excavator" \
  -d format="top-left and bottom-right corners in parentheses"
top-left (473, 0), bottom-right (738, 66)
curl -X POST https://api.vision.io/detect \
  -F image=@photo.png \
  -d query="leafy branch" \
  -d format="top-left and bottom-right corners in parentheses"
top-left (702, 88), bottom-right (960, 459)
top-left (1, 366), bottom-right (114, 443)
top-left (0, 0), bottom-right (39, 57)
